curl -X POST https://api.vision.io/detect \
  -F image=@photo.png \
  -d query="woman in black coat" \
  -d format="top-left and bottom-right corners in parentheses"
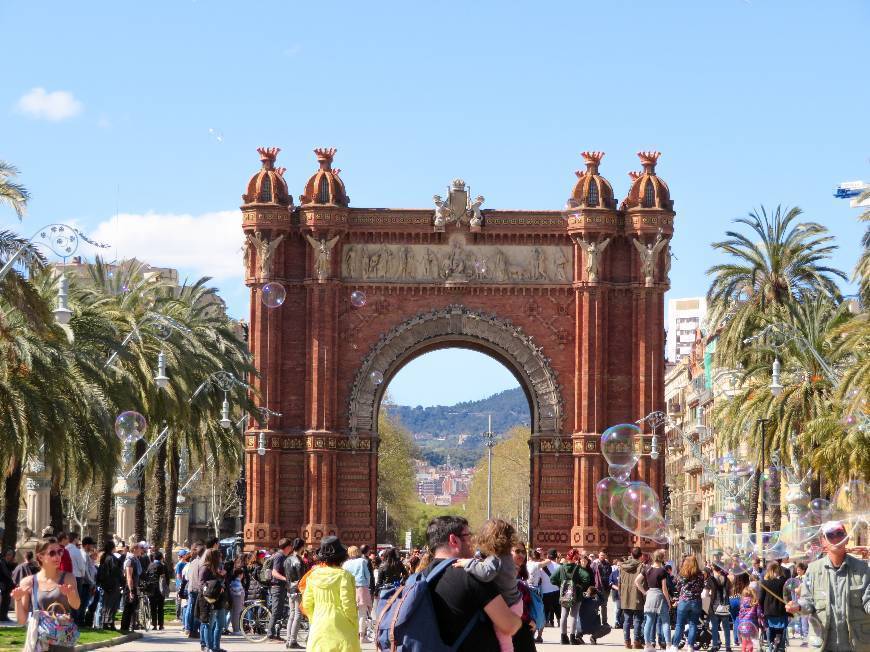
top-left (758, 561), bottom-right (788, 652)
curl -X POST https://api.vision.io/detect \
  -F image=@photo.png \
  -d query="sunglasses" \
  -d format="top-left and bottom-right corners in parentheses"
top-left (824, 528), bottom-right (848, 543)
top-left (43, 549), bottom-right (62, 558)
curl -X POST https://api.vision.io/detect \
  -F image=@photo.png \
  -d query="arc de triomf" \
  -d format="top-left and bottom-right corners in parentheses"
top-left (240, 147), bottom-right (673, 553)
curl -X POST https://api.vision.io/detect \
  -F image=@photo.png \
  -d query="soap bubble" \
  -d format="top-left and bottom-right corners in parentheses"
top-left (350, 290), bottom-right (367, 308)
top-left (600, 423), bottom-right (640, 467)
top-left (608, 463), bottom-right (633, 482)
top-left (261, 282), bottom-right (286, 308)
top-left (737, 621), bottom-right (758, 642)
top-left (473, 259), bottom-right (487, 275)
top-left (809, 498), bottom-right (831, 518)
top-left (370, 370), bottom-right (384, 385)
top-left (115, 411), bottom-right (147, 442)
top-left (783, 577), bottom-right (802, 602)
top-left (622, 481), bottom-right (661, 521)
top-left (842, 414), bottom-right (858, 426)
top-left (784, 483), bottom-right (810, 511)
top-left (832, 479), bottom-right (869, 516)
top-left (711, 512), bottom-right (728, 526)
top-left (208, 127), bottom-right (224, 143)
top-left (595, 477), bottom-right (623, 515)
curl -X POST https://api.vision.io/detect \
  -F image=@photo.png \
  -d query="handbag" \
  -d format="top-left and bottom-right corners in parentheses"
top-left (29, 574), bottom-right (80, 651)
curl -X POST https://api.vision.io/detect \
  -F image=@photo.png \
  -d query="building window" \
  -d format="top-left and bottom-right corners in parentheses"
top-left (318, 176), bottom-right (330, 203)
top-left (642, 180), bottom-right (656, 207)
top-left (259, 176), bottom-right (272, 202)
top-left (587, 180), bottom-right (599, 207)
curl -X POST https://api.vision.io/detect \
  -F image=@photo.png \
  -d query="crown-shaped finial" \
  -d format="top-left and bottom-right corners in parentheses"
top-left (628, 170), bottom-right (641, 182)
top-left (637, 151), bottom-right (661, 172)
top-left (314, 147), bottom-right (337, 170)
top-left (257, 147), bottom-right (280, 170)
top-left (581, 151), bottom-right (605, 173)
top-left (276, 167), bottom-right (286, 177)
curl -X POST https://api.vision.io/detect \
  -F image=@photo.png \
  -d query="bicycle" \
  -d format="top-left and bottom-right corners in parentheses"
top-left (135, 593), bottom-right (152, 632)
top-left (240, 598), bottom-right (308, 646)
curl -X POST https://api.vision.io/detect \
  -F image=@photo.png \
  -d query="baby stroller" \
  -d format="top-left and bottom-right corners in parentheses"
top-left (576, 590), bottom-right (611, 644)
top-left (677, 611), bottom-right (712, 650)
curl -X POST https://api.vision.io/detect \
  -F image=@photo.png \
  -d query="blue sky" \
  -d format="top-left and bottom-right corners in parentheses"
top-left (2, 0), bottom-right (867, 406)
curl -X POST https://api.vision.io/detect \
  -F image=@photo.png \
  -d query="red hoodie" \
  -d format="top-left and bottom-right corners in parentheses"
top-left (59, 546), bottom-right (73, 574)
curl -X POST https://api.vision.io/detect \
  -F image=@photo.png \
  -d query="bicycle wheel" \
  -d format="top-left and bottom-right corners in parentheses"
top-left (241, 603), bottom-right (272, 643)
top-left (142, 596), bottom-right (152, 631)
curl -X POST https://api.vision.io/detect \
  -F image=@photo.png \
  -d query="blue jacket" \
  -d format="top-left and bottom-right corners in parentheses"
top-left (609, 567), bottom-right (620, 598)
top-left (341, 557), bottom-right (371, 588)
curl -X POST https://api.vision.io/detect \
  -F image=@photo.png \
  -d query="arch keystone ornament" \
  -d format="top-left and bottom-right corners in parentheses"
top-left (241, 148), bottom-right (673, 552)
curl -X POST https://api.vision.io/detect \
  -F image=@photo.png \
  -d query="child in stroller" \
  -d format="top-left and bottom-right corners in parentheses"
top-left (675, 610), bottom-right (713, 649)
top-left (575, 587), bottom-right (612, 644)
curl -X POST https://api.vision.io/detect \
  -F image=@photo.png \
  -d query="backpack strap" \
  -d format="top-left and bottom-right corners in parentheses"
top-left (30, 574), bottom-right (38, 615)
top-left (450, 610), bottom-right (484, 652)
top-left (422, 558), bottom-right (456, 584)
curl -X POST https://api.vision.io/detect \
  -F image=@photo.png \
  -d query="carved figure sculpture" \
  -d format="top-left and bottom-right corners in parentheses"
top-left (343, 245), bottom-right (355, 278)
top-left (246, 231), bottom-right (285, 278)
top-left (423, 248), bottom-right (437, 279)
top-left (304, 233), bottom-right (340, 282)
top-left (663, 242), bottom-right (672, 284)
top-left (469, 195), bottom-right (485, 227)
top-left (632, 235), bottom-right (669, 287)
top-left (433, 195), bottom-right (449, 229)
top-left (493, 249), bottom-right (509, 282)
top-left (555, 249), bottom-right (570, 282)
top-left (531, 248), bottom-right (547, 280)
top-left (578, 237), bottom-right (611, 283)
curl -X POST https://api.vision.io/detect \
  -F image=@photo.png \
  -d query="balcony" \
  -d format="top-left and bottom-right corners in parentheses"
top-left (700, 471), bottom-right (715, 488)
top-left (685, 458), bottom-right (702, 473)
top-left (667, 399), bottom-right (683, 417)
top-left (683, 498), bottom-right (701, 518)
top-left (699, 427), bottom-right (714, 444)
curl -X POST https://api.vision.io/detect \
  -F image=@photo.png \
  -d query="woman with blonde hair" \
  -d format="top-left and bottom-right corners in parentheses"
top-left (341, 545), bottom-right (372, 643)
top-left (11, 537), bottom-right (81, 651)
top-left (668, 554), bottom-right (703, 652)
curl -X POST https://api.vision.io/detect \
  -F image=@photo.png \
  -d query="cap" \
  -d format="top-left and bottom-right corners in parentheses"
top-left (178, 548), bottom-right (189, 557)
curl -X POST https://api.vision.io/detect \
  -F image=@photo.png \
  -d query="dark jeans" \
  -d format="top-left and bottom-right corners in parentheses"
top-left (599, 589), bottom-right (610, 625)
top-left (76, 581), bottom-right (94, 626)
top-left (623, 608), bottom-right (643, 643)
top-left (120, 593), bottom-right (139, 631)
top-left (150, 593), bottom-right (165, 628)
top-left (267, 585), bottom-right (286, 637)
top-left (613, 593), bottom-right (623, 627)
top-left (0, 584), bottom-right (11, 620)
top-left (671, 599), bottom-right (702, 648)
top-left (543, 590), bottom-right (560, 626)
top-left (710, 612), bottom-right (732, 650)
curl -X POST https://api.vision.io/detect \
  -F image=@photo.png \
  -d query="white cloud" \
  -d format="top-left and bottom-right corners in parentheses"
top-left (15, 87), bottom-right (83, 121)
top-left (89, 210), bottom-right (245, 281)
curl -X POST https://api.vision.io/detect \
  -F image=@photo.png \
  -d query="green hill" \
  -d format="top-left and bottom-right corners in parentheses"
top-left (384, 387), bottom-right (530, 467)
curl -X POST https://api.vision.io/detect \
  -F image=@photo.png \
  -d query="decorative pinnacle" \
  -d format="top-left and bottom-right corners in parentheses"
top-left (314, 147), bottom-right (337, 171)
top-left (257, 147), bottom-right (280, 170)
top-left (333, 168), bottom-right (341, 176)
top-left (581, 151), bottom-right (605, 173)
top-left (276, 167), bottom-right (286, 177)
top-left (637, 151), bottom-right (661, 172)
top-left (628, 171), bottom-right (641, 182)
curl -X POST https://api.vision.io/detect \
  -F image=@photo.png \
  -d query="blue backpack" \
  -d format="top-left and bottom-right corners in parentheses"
top-left (375, 557), bottom-right (483, 652)
top-left (527, 584), bottom-right (545, 631)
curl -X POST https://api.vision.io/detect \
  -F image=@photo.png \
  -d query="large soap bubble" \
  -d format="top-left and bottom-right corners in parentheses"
top-left (622, 481), bottom-right (661, 522)
top-left (737, 621), bottom-right (758, 642)
top-left (608, 463), bottom-right (633, 482)
top-left (783, 577), bottom-right (802, 602)
top-left (261, 282), bottom-right (286, 308)
top-left (115, 411), bottom-right (147, 443)
top-left (809, 498), bottom-right (832, 519)
top-left (832, 479), bottom-right (869, 516)
top-left (350, 290), bottom-right (367, 308)
top-left (595, 477), bottom-right (623, 515)
top-left (600, 423), bottom-right (640, 468)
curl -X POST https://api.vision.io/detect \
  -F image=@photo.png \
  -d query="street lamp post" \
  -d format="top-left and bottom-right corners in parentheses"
top-left (756, 417), bottom-right (769, 541)
top-left (483, 414), bottom-right (495, 520)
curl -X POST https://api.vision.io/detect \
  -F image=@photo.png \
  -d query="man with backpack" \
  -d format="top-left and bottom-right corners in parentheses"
top-left (377, 515), bottom-right (521, 651)
top-left (265, 538), bottom-right (293, 641)
top-left (591, 551), bottom-right (613, 627)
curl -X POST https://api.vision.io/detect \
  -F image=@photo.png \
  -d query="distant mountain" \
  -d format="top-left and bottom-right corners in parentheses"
top-left (384, 387), bottom-right (530, 467)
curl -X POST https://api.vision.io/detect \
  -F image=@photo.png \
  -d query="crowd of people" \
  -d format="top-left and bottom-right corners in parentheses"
top-left (1, 517), bottom-right (867, 652)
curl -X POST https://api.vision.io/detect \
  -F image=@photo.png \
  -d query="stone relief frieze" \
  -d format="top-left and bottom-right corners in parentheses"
top-left (341, 238), bottom-right (572, 284)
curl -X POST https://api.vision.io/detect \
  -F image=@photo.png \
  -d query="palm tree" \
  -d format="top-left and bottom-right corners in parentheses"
top-left (0, 161), bottom-right (29, 219)
top-left (707, 205), bottom-right (846, 365)
top-left (855, 187), bottom-right (870, 306)
top-left (713, 297), bottom-right (857, 531)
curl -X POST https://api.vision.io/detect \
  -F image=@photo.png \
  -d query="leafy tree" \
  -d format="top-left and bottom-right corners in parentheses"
top-left (465, 425), bottom-right (531, 540)
top-left (377, 410), bottom-right (417, 545)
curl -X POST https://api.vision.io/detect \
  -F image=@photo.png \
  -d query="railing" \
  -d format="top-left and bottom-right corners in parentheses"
top-left (685, 458), bottom-right (702, 473)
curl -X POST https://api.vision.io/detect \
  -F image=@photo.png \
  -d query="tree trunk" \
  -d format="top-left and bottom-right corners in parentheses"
top-left (134, 438), bottom-right (146, 542)
top-left (50, 468), bottom-right (64, 534)
top-left (2, 459), bottom-right (23, 551)
top-left (162, 441), bottom-right (179, 554)
top-left (770, 465), bottom-right (782, 532)
top-left (748, 465), bottom-right (761, 535)
top-left (97, 472), bottom-right (112, 543)
top-left (151, 439), bottom-right (168, 547)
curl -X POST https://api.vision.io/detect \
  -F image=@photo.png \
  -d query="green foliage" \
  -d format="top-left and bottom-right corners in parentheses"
top-left (409, 503), bottom-right (458, 549)
top-left (465, 425), bottom-right (531, 540)
top-left (377, 410), bottom-right (418, 545)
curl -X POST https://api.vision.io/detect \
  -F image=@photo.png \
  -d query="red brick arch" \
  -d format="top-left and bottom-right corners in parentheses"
top-left (241, 152), bottom-right (672, 554)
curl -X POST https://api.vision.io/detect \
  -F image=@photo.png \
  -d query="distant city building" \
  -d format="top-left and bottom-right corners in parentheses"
top-left (667, 296), bottom-right (707, 362)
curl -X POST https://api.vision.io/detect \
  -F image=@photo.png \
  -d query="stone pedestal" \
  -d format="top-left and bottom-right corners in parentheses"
top-left (24, 458), bottom-right (51, 535)
top-left (113, 473), bottom-right (138, 543)
top-left (174, 498), bottom-right (191, 549)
